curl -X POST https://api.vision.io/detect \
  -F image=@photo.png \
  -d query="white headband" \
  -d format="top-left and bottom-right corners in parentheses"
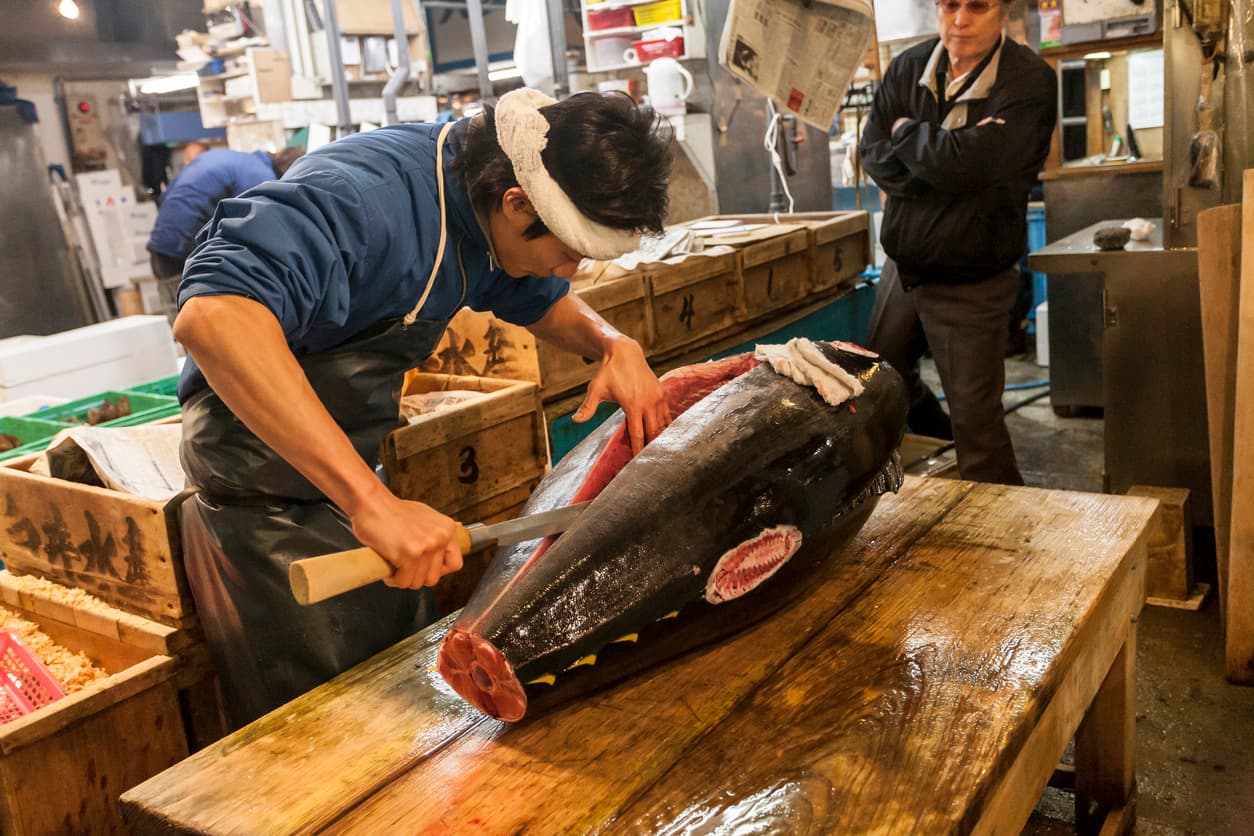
top-left (495, 88), bottom-right (642, 260)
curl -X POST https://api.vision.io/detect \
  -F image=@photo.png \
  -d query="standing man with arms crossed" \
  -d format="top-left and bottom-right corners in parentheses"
top-left (859, 0), bottom-right (1057, 484)
top-left (172, 89), bottom-right (674, 727)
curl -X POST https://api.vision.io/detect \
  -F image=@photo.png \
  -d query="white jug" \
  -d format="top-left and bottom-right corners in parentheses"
top-left (643, 58), bottom-right (693, 116)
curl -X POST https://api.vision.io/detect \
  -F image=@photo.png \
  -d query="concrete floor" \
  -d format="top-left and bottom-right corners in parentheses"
top-left (916, 354), bottom-right (1254, 836)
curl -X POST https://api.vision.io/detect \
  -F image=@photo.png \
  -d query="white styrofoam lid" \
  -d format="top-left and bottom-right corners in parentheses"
top-left (0, 316), bottom-right (176, 387)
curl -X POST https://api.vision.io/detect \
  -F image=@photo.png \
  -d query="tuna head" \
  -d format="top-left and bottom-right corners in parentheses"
top-left (438, 341), bottom-right (908, 721)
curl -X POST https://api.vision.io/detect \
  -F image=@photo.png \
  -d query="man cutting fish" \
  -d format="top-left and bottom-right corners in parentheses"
top-left (171, 88), bottom-right (674, 727)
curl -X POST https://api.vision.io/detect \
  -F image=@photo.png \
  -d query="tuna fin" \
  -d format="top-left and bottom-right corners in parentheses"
top-left (865, 450), bottom-right (904, 498)
top-left (566, 654), bottom-right (598, 670)
top-left (658, 610), bottom-right (680, 621)
top-left (829, 450), bottom-right (903, 522)
top-left (612, 633), bottom-right (639, 644)
top-left (526, 674), bottom-right (557, 686)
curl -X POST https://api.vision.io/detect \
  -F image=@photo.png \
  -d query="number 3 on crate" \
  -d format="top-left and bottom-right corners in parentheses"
top-left (458, 445), bottom-right (480, 485)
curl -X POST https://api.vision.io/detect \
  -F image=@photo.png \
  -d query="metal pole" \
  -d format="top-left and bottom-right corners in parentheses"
top-left (322, 0), bottom-right (353, 133)
top-left (383, 0), bottom-right (412, 125)
top-left (545, 0), bottom-right (569, 98)
top-left (466, 0), bottom-right (493, 101)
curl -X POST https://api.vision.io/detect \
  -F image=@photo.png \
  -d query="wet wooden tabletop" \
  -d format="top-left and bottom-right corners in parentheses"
top-left (121, 477), bottom-right (1157, 834)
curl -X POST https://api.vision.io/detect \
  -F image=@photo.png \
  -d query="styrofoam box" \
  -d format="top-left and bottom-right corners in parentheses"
top-left (1035, 301), bottom-right (1049, 368)
top-left (0, 316), bottom-right (179, 402)
top-left (0, 395), bottom-right (68, 417)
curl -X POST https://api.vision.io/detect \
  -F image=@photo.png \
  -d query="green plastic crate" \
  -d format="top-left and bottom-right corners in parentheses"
top-left (0, 415), bottom-right (73, 463)
top-left (123, 375), bottom-right (180, 398)
top-left (28, 390), bottom-right (179, 429)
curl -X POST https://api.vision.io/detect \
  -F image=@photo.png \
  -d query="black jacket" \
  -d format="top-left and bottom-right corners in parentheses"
top-left (859, 36), bottom-right (1057, 287)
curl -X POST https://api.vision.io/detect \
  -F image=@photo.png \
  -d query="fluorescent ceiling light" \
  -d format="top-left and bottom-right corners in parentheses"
top-left (1084, 51), bottom-right (1113, 60)
top-left (138, 73), bottom-right (201, 95)
top-left (487, 65), bottom-right (523, 81)
top-left (58, 0), bottom-right (80, 19)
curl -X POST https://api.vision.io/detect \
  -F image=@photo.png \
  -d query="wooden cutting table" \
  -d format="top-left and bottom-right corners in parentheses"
top-left (121, 477), bottom-right (1157, 834)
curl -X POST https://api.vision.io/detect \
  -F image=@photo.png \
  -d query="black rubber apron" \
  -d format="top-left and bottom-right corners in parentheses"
top-left (180, 123), bottom-right (459, 728)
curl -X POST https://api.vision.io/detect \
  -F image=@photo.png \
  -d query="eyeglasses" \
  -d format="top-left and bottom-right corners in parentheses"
top-left (936, 0), bottom-right (1001, 14)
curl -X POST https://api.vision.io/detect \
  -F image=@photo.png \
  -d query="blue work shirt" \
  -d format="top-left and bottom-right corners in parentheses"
top-left (147, 149), bottom-right (277, 261)
top-left (176, 120), bottom-right (568, 402)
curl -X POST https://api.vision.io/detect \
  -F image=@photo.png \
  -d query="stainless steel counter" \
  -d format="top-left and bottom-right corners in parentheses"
top-left (1029, 219), bottom-right (1210, 524)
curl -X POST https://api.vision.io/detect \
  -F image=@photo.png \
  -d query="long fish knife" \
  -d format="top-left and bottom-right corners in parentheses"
top-left (289, 501), bottom-right (591, 606)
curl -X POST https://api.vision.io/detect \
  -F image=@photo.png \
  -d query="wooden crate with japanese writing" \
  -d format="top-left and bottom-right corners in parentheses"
top-left (728, 222), bottom-right (812, 321)
top-left (0, 458), bottom-right (196, 628)
top-left (641, 250), bottom-right (740, 356)
top-left (731, 212), bottom-right (872, 294)
top-left (380, 373), bottom-right (548, 521)
top-left (0, 571), bottom-right (190, 834)
top-left (534, 272), bottom-right (652, 399)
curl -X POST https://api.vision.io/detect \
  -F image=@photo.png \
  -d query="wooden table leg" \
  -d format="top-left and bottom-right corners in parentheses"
top-left (1075, 623), bottom-right (1137, 835)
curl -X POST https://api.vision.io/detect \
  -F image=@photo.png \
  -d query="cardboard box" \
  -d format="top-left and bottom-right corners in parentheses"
top-left (247, 47), bottom-right (292, 104)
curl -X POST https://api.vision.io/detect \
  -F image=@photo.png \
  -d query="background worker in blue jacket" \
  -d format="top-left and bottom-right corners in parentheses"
top-left (858, 0), bottom-right (1056, 485)
top-left (172, 88), bottom-right (674, 727)
top-left (147, 144), bottom-right (305, 281)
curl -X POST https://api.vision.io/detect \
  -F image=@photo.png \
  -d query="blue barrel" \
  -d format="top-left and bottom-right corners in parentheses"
top-left (1024, 204), bottom-right (1047, 334)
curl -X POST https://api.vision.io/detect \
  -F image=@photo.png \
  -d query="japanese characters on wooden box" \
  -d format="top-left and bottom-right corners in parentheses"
top-left (0, 459), bottom-right (196, 627)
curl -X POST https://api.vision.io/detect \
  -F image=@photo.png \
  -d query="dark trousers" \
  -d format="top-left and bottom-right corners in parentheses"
top-left (867, 260), bottom-right (1024, 485)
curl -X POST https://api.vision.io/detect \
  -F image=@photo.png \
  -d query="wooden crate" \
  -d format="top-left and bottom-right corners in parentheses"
top-left (534, 273), bottom-right (653, 398)
top-left (807, 213), bottom-right (872, 293)
top-left (0, 458), bottom-right (197, 627)
top-left (0, 575), bottom-right (189, 834)
top-left (380, 373), bottom-right (548, 520)
top-left (642, 250), bottom-right (740, 355)
top-left (430, 479), bottom-right (537, 616)
top-left (732, 212), bottom-right (871, 294)
top-left (421, 277), bottom-right (653, 402)
top-left (420, 308), bottom-right (542, 385)
top-left (732, 224), bottom-right (812, 320)
top-left (0, 570), bottom-right (229, 753)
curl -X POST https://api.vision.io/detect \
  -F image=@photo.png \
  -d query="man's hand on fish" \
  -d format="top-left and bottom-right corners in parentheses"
top-left (350, 490), bottom-right (465, 588)
top-left (574, 334), bottom-right (672, 455)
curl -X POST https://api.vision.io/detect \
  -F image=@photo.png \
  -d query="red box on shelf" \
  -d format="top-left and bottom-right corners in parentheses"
top-left (587, 7), bottom-right (636, 30)
top-left (633, 37), bottom-right (684, 61)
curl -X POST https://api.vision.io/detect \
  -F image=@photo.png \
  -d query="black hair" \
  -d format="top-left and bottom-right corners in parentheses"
top-left (269, 146), bottom-right (306, 177)
top-left (454, 91), bottom-right (672, 242)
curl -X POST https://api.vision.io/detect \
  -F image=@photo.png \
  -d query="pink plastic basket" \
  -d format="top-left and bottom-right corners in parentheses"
top-left (0, 630), bottom-right (66, 724)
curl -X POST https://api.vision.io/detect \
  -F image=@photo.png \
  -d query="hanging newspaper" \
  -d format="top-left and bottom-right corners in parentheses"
top-left (717, 0), bottom-right (874, 131)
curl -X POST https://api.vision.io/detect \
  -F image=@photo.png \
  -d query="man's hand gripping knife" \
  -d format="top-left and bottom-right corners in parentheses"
top-left (175, 295), bottom-right (463, 591)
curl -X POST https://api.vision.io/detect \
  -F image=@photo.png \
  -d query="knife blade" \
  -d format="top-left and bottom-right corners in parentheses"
top-left (459, 500), bottom-right (590, 552)
top-left (289, 501), bottom-right (592, 606)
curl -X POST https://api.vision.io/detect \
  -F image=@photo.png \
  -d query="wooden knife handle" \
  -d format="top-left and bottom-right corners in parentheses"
top-left (289, 524), bottom-right (474, 606)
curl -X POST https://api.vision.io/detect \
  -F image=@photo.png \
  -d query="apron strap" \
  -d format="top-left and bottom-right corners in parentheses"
top-left (403, 121), bottom-right (457, 326)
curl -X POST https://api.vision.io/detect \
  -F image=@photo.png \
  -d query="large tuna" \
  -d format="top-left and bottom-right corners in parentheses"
top-left (437, 340), bottom-right (908, 721)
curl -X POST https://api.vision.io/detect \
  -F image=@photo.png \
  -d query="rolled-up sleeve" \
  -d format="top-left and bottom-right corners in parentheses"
top-left (467, 271), bottom-right (569, 326)
top-left (178, 170), bottom-right (373, 341)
